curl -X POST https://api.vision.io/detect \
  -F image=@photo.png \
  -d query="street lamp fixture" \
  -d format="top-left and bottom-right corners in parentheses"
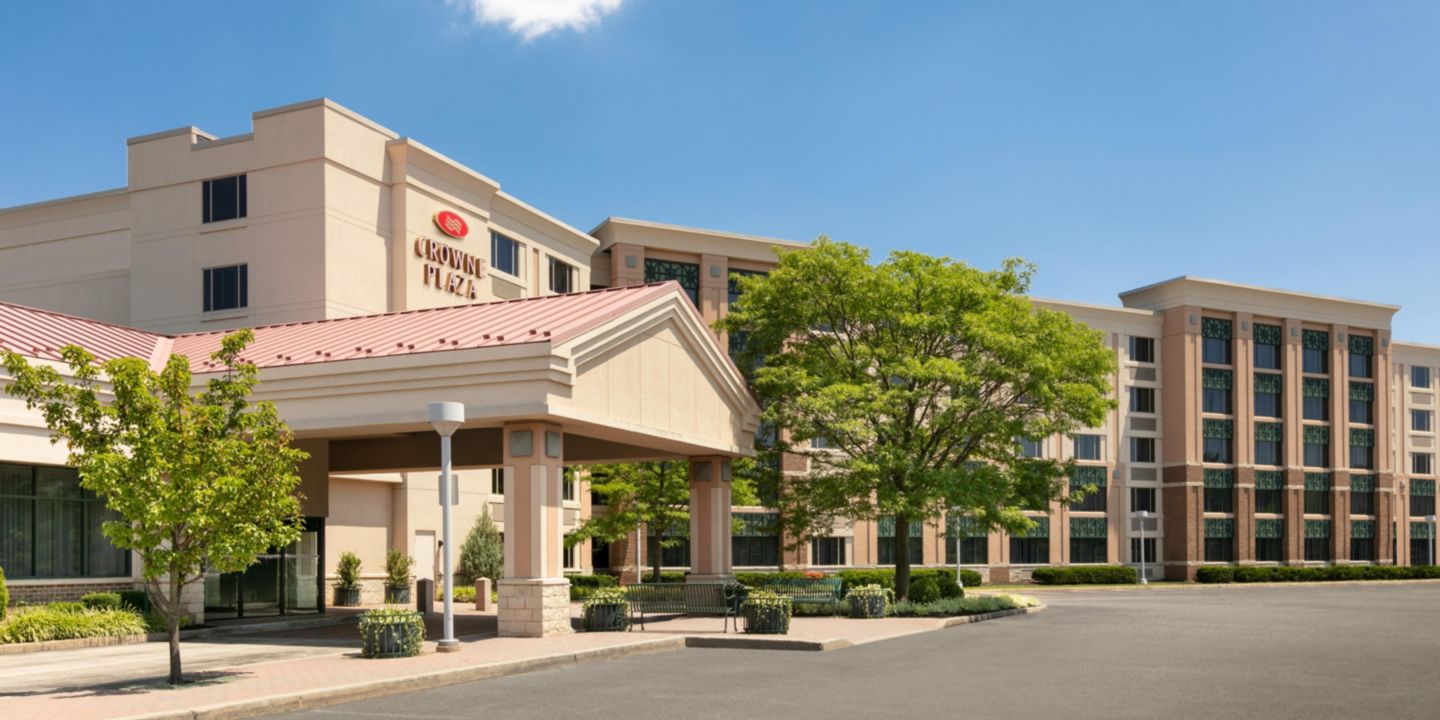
top-left (427, 401), bottom-right (465, 653)
top-left (1134, 510), bottom-right (1151, 585)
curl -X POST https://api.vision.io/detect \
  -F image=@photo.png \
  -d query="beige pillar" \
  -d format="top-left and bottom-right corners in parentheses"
top-left (687, 456), bottom-right (734, 582)
top-left (497, 423), bottom-right (571, 637)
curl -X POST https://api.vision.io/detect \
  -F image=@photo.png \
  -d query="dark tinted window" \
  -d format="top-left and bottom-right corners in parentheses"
top-left (203, 264), bottom-right (248, 312)
top-left (1129, 336), bottom-right (1155, 363)
top-left (202, 174), bottom-right (246, 223)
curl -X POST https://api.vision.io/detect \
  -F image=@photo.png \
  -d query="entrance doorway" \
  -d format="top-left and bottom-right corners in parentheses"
top-left (204, 517), bottom-right (325, 620)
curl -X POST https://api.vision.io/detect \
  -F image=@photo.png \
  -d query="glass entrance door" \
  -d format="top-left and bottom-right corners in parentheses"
top-left (204, 517), bottom-right (324, 620)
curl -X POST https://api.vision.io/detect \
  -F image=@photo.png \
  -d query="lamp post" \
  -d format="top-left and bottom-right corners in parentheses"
top-left (1135, 510), bottom-right (1150, 585)
top-left (427, 401), bottom-right (464, 653)
top-left (952, 510), bottom-right (965, 594)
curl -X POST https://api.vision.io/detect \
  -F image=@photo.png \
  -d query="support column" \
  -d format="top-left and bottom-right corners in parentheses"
top-left (687, 456), bottom-right (734, 583)
top-left (498, 423), bottom-right (571, 638)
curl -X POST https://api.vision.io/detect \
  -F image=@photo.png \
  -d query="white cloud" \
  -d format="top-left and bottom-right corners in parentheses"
top-left (456, 0), bottom-right (625, 41)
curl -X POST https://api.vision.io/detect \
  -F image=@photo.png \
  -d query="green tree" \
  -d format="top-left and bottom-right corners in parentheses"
top-left (718, 239), bottom-right (1114, 599)
top-left (569, 462), bottom-right (757, 582)
top-left (2, 331), bottom-right (306, 684)
top-left (457, 505), bottom-right (504, 586)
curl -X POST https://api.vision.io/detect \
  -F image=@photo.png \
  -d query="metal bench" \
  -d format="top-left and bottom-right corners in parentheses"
top-left (624, 583), bottom-right (739, 632)
top-left (756, 577), bottom-right (845, 612)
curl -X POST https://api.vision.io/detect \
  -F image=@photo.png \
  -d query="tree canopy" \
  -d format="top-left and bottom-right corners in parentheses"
top-left (718, 239), bottom-right (1115, 598)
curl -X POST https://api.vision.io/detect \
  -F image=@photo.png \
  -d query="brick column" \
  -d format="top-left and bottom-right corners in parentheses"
top-left (1332, 470), bottom-right (1350, 562)
top-left (1235, 467), bottom-right (1256, 563)
top-left (610, 243), bottom-right (646, 286)
top-left (687, 456), bottom-right (734, 583)
top-left (1162, 465), bottom-right (1202, 580)
top-left (699, 254), bottom-right (728, 333)
top-left (1284, 469), bottom-right (1306, 564)
top-left (498, 423), bottom-right (571, 637)
top-left (1377, 472), bottom-right (1396, 565)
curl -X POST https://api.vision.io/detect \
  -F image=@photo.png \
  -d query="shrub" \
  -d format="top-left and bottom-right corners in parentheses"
top-left (48, 602), bottom-right (87, 613)
top-left (1195, 566), bottom-right (1234, 583)
top-left (1030, 565), bottom-right (1137, 585)
top-left (435, 584), bottom-right (477, 603)
top-left (581, 587), bottom-right (628, 610)
top-left (740, 590), bottom-right (792, 634)
top-left (81, 592), bottom-right (123, 610)
top-left (0, 566), bottom-right (7, 620)
top-left (835, 568), bottom-right (979, 596)
top-left (793, 601), bottom-right (849, 617)
top-left (908, 575), bottom-right (942, 604)
top-left (1202, 565), bottom-right (1440, 584)
top-left (566, 572), bottom-right (619, 601)
top-left (336, 551), bottom-right (362, 590)
top-left (118, 590), bottom-right (149, 613)
top-left (384, 549), bottom-right (414, 589)
top-left (358, 607), bottom-right (425, 658)
top-left (888, 593), bottom-right (1038, 617)
top-left (458, 507), bottom-right (504, 586)
top-left (0, 605), bottom-right (148, 644)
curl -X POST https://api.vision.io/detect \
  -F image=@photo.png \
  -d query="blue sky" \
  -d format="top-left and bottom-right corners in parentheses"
top-left (2, 1), bottom-right (1438, 339)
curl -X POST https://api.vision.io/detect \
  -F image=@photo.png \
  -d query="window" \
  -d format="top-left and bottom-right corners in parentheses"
top-left (1411, 522), bottom-right (1434, 566)
top-left (1255, 519), bottom-right (1284, 562)
top-left (1254, 373), bottom-right (1282, 418)
top-left (0, 463), bottom-right (130, 579)
top-left (1072, 434), bottom-right (1102, 461)
top-left (1350, 476), bottom-right (1376, 516)
top-left (1203, 420), bottom-right (1232, 464)
top-left (1129, 336), bottom-right (1155, 364)
top-left (547, 257), bottom-right (576, 294)
top-left (1414, 453), bottom-right (1435, 476)
top-left (202, 264), bottom-right (248, 313)
top-left (1350, 429), bottom-right (1374, 471)
top-left (1414, 410), bottom-right (1433, 433)
top-left (1129, 387), bottom-right (1155, 414)
top-left (1302, 378), bottom-right (1330, 421)
top-left (1412, 480), bottom-right (1437, 517)
top-left (591, 540), bottom-right (610, 570)
top-left (1070, 467), bottom-right (1108, 511)
top-left (1202, 369), bottom-right (1233, 414)
top-left (1253, 324), bottom-right (1282, 370)
top-left (1204, 470), bottom-right (1235, 513)
top-left (202, 174), bottom-right (247, 223)
top-left (1349, 382), bottom-right (1374, 425)
top-left (1350, 521), bottom-right (1376, 561)
top-left (1414, 366), bottom-right (1433, 389)
top-left (1201, 318), bottom-right (1233, 365)
top-left (491, 469), bottom-right (505, 495)
top-left (644, 259), bottom-right (700, 306)
top-left (563, 536), bottom-right (578, 570)
top-left (1130, 537), bottom-right (1157, 564)
top-left (562, 468), bottom-right (576, 501)
top-left (1305, 474), bottom-right (1331, 515)
top-left (733, 512), bottom-right (781, 567)
top-left (648, 534), bottom-right (689, 568)
top-left (1069, 518), bottom-right (1108, 564)
top-left (1009, 517), bottom-right (1049, 564)
top-left (810, 537), bottom-right (847, 566)
top-left (490, 232), bottom-right (522, 277)
top-left (1255, 472), bottom-right (1284, 514)
top-left (1304, 520), bottom-right (1331, 561)
top-left (1018, 438), bottom-right (1043, 458)
top-left (1302, 330), bottom-right (1330, 374)
top-left (1204, 519), bottom-right (1234, 562)
top-left (1349, 345), bottom-right (1373, 378)
top-left (1131, 487), bottom-right (1157, 514)
top-left (1303, 426), bottom-right (1329, 468)
top-left (1255, 423), bottom-right (1282, 466)
top-left (877, 516), bottom-right (924, 565)
top-left (1130, 437), bottom-right (1156, 464)
top-left (945, 516), bottom-right (988, 565)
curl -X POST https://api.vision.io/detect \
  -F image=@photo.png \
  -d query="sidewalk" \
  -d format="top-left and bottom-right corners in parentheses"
top-left (0, 603), bottom-right (1040, 720)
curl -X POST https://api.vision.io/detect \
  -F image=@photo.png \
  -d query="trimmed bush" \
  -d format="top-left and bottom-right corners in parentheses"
top-left (835, 568), bottom-right (979, 595)
top-left (335, 551), bottom-right (362, 589)
top-left (566, 572), bottom-right (619, 601)
top-left (1031, 565), bottom-right (1137, 585)
top-left (434, 584), bottom-right (478, 603)
top-left (118, 590), bottom-right (149, 613)
top-left (1199, 564), bottom-right (1440, 584)
top-left (888, 594), bottom-right (1039, 617)
top-left (81, 592), bottom-right (123, 611)
top-left (1196, 566), bottom-right (1234, 583)
top-left (0, 605), bottom-right (148, 644)
top-left (458, 507), bottom-right (503, 586)
top-left (358, 607), bottom-right (425, 659)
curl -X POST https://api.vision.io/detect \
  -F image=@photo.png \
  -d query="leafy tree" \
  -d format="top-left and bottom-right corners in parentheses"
top-left (457, 505), bottom-right (504, 586)
top-left (2, 331), bottom-right (306, 684)
top-left (569, 462), bottom-right (757, 582)
top-left (718, 239), bottom-right (1114, 599)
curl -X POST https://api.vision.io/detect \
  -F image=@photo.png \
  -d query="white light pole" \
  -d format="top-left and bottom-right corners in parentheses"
top-left (951, 510), bottom-right (965, 594)
top-left (427, 401), bottom-right (464, 653)
top-left (1135, 510), bottom-right (1150, 585)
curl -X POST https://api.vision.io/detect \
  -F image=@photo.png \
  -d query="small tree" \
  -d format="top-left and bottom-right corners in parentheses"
top-left (718, 239), bottom-right (1114, 600)
top-left (2, 330), bottom-right (306, 684)
top-left (458, 505), bottom-right (503, 586)
top-left (335, 551), bottom-right (362, 590)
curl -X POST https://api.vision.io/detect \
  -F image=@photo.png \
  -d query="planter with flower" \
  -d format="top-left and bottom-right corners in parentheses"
top-left (333, 551), bottom-right (362, 607)
top-left (582, 588), bottom-right (630, 632)
top-left (740, 590), bottom-right (792, 634)
top-left (383, 549), bottom-right (414, 604)
top-left (359, 606), bottom-right (426, 658)
top-left (846, 584), bottom-right (893, 619)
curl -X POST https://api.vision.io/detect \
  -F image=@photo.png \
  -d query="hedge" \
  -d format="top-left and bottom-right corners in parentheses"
top-left (566, 572), bottom-right (620, 600)
top-left (888, 594), bottom-right (1039, 617)
top-left (0, 605), bottom-right (148, 644)
top-left (118, 590), bottom-right (149, 613)
top-left (1197, 565), bottom-right (1440, 584)
top-left (1031, 565), bottom-right (1137, 585)
top-left (834, 568), bottom-right (982, 595)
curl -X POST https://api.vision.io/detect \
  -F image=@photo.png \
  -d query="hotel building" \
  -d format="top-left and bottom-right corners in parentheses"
top-left (1, 100), bottom-right (1437, 630)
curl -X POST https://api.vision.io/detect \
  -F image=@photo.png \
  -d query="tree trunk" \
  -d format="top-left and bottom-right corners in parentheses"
top-left (650, 532), bottom-right (662, 583)
top-left (167, 573), bottom-right (183, 684)
top-left (894, 512), bottom-right (912, 602)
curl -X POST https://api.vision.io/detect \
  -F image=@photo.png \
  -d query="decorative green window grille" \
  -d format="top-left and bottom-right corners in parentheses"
top-left (644, 259), bottom-right (700, 304)
top-left (946, 515), bottom-right (988, 538)
top-left (1205, 518), bottom-right (1234, 539)
top-left (1303, 330), bottom-right (1330, 351)
top-left (1202, 318), bottom-right (1233, 340)
top-left (1304, 472), bottom-right (1332, 492)
top-left (1303, 378), bottom-right (1330, 398)
top-left (1413, 479), bottom-right (1436, 497)
top-left (1204, 469), bottom-right (1235, 488)
top-left (1070, 465), bottom-right (1107, 488)
top-left (876, 516), bottom-right (925, 538)
top-left (1412, 522), bottom-right (1431, 540)
top-left (1203, 368), bottom-right (1233, 390)
top-left (733, 512), bottom-right (779, 536)
top-left (1255, 471), bottom-right (1284, 490)
top-left (1350, 382), bottom-right (1374, 402)
top-left (1350, 475), bottom-right (1376, 493)
top-left (1016, 516), bottom-right (1050, 538)
top-left (1303, 425), bottom-right (1330, 444)
top-left (726, 269), bottom-right (766, 304)
top-left (1305, 519), bottom-right (1332, 539)
top-left (1349, 335), bottom-right (1374, 356)
top-left (1256, 519), bottom-right (1284, 539)
top-left (1070, 517), bottom-right (1108, 539)
top-left (1350, 428), bottom-right (1375, 448)
top-left (1255, 422), bottom-right (1283, 442)
top-left (1204, 419), bottom-right (1233, 439)
top-left (1352, 520), bottom-right (1376, 539)
top-left (1254, 324), bottom-right (1283, 345)
top-left (1254, 373), bottom-right (1283, 394)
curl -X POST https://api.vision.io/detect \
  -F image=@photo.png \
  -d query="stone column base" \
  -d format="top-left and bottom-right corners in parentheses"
top-left (498, 578), bottom-right (572, 637)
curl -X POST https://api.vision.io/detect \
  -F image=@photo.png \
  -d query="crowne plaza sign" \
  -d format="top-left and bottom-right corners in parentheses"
top-left (415, 209), bottom-right (486, 299)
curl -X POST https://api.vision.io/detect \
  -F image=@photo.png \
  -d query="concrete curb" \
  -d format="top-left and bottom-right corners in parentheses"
top-left (0, 632), bottom-right (151, 656)
top-left (935, 605), bottom-right (1044, 628)
top-left (684, 635), bottom-right (852, 651)
top-left (111, 636), bottom-right (686, 720)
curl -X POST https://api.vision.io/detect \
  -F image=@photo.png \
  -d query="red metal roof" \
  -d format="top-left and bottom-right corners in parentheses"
top-left (0, 282), bottom-right (690, 373)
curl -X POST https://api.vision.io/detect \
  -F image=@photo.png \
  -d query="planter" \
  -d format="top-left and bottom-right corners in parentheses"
top-left (333, 585), bottom-right (361, 607)
top-left (384, 584), bottom-right (411, 604)
top-left (359, 609), bottom-right (425, 659)
top-left (848, 594), bottom-right (887, 619)
top-left (583, 603), bottom-right (629, 632)
top-left (742, 600), bottom-right (791, 635)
